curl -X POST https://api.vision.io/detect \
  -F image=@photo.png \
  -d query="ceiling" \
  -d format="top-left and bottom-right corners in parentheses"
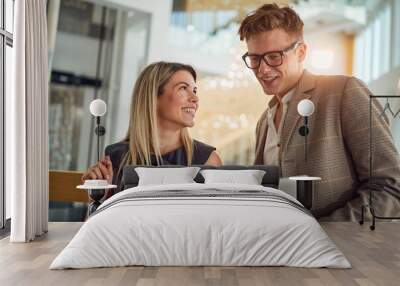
top-left (172, 0), bottom-right (388, 35)
top-left (173, 0), bottom-right (385, 12)
top-left (173, 0), bottom-right (292, 11)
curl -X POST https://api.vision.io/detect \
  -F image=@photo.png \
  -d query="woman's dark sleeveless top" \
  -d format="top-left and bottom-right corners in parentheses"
top-left (104, 140), bottom-right (216, 193)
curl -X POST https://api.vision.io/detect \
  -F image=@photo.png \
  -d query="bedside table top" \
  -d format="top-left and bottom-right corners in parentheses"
top-left (289, 176), bottom-right (321, 181)
top-left (77, 184), bottom-right (117, 190)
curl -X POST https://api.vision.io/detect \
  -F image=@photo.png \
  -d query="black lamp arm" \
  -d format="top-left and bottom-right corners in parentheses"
top-left (94, 116), bottom-right (106, 162)
top-left (298, 116), bottom-right (309, 162)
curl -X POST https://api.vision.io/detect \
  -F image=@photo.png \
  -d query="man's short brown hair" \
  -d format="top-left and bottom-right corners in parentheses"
top-left (238, 3), bottom-right (304, 41)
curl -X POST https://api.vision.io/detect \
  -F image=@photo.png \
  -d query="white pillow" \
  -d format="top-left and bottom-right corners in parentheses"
top-left (135, 167), bottom-right (200, 186)
top-left (200, 169), bottom-right (266, 185)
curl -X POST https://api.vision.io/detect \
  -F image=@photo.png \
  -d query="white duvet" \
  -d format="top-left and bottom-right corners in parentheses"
top-left (50, 183), bottom-right (351, 269)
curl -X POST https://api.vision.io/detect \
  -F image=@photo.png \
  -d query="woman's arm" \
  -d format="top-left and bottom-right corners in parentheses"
top-left (204, 151), bottom-right (223, 166)
top-left (81, 156), bottom-right (114, 183)
top-left (81, 156), bottom-right (115, 203)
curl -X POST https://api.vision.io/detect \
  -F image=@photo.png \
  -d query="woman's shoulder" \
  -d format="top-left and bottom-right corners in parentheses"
top-left (192, 139), bottom-right (216, 164)
top-left (193, 139), bottom-right (215, 150)
top-left (105, 141), bottom-right (129, 156)
top-left (104, 141), bottom-right (129, 168)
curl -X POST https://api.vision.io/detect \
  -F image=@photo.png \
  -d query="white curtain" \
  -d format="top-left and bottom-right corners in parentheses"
top-left (7, 0), bottom-right (49, 242)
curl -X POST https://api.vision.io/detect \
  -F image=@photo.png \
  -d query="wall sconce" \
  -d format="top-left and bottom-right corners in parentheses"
top-left (297, 99), bottom-right (315, 162)
top-left (89, 99), bottom-right (107, 162)
top-left (78, 99), bottom-right (116, 216)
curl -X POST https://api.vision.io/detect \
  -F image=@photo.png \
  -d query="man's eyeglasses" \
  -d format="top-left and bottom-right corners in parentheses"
top-left (242, 41), bottom-right (302, 70)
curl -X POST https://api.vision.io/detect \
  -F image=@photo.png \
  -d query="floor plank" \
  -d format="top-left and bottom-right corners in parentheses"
top-left (0, 222), bottom-right (399, 286)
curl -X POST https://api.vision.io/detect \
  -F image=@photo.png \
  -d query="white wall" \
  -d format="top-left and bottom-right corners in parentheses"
top-left (163, 43), bottom-right (232, 75)
top-left (163, 26), bottom-right (234, 75)
top-left (352, 0), bottom-right (400, 152)
top-left (91, 0), bottom-right (172, 62)
top-left (354, 1), bottom-right (395, 84)
top-left (50, 0), bottom-right (173, 169)
top-left (368, 67), bottom-right (400, 152)
top-left (369, 66), bottom-right (400, 95)
top-left (393, 0), bottom-right (400, 67)
top-left (52, 33), bottom-right (99, 76)
top-left (87, 0), bottom-right (173, 145)
top-left (111, 12), bottom-right (151, 142)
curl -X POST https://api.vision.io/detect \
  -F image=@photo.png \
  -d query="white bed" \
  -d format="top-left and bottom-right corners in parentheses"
top-left (50, 183), bottom-right (351, 269)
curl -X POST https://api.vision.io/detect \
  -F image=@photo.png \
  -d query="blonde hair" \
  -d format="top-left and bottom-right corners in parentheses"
top-left (119, 62), bottom-right (196, 173)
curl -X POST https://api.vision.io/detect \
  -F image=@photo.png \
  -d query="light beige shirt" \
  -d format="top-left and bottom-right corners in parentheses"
top-left (263, 88), bottom-right (295, 166)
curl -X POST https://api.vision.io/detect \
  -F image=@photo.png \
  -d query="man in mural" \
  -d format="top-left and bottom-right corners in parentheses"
top-left (238, 3), bottom-right (400, 220)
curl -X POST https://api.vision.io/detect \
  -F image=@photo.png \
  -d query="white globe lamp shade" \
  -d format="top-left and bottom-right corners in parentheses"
top-left (297, 99), bottom-right (315, 117)
top-left (90, 99), bottom-right (107, 117)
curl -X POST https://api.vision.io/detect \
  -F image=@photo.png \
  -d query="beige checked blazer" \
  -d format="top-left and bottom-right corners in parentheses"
top-left (254, 70), bottom-right (400, 220)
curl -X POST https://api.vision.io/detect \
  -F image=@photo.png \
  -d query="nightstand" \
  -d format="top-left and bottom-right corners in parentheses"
top-left (77, 181), bottom-right (117, 215)
top-left (289, 176), bottom-right (321, 210)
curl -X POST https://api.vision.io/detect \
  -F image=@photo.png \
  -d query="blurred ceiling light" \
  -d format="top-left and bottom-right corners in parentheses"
top-left (311, 50), bottom-right (334, 70)
top-left (239, 114), bottom-right (248, 125)
top-left (236, 71), bottom-right (244, 79)
top-left (229, 122), bottom-right (239, 129)
top-left (186, 24), bottom-right (195, 32)
top-left (212, 122), bottom-right (221, 129)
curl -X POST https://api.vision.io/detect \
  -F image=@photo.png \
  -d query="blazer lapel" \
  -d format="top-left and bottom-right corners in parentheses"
top-left (281, 70), bottom-right (316, 152)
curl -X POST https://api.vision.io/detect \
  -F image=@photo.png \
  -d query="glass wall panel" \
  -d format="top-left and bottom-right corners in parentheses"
top-left (382, 4), bottom-right (391, 75)
top-left (0, 37), bottom-right (3, 229)
top-left (48, 0), bottom-right (151, 221)
top-left (372, 16), bottom-right (381, 80)
top-left (5, 43), bottom-right (11, 220)
top-left (5, 0), bottom-right (13, 33)
top-left (364, 27), bottom-right (372, 83)
top-left (395, 0), bottom-right (400, 67)
top-left (0, 1), bottom-right (3, 27)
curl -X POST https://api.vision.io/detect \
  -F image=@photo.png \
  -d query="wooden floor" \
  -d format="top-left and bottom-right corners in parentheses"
top-left (0, 222), bottom-right (399, 286)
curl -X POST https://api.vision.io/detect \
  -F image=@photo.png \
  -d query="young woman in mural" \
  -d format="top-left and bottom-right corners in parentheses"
top-left (81, 61), bottom-right (222, 198)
